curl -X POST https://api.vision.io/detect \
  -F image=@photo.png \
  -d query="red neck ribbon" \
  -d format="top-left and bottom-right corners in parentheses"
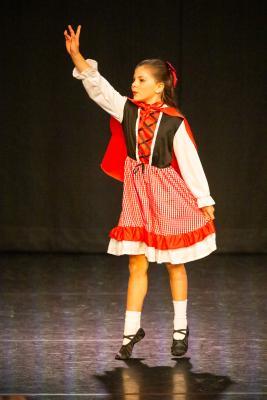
top-left (127, 97), bottom-right (183, 118)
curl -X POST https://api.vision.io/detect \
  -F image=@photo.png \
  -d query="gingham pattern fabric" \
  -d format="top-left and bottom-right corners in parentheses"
top-left (113, 156), bottom-right (210, 237)
top-left (137, 107), bottom-right (162, 164)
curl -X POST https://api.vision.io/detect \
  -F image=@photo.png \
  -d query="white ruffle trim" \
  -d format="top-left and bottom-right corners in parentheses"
top-left (107, 233), bottom-right (217, 264)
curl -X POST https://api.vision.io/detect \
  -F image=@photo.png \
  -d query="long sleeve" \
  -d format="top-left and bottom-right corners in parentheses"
top-left (72, 58), bottom-right (127, 123)
top-left (173, 120), bottom-right (215, 208)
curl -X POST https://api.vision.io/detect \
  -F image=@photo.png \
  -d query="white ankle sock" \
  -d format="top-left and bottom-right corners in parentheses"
top-left (122, 310), bottom-right (141, 345)
top-left (173, 299), bottom-right (188, 339)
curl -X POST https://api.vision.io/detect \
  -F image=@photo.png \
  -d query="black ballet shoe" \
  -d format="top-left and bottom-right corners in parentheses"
top-left (171, 326), bottom-right (189, 357)
top-left (115, 327), bottom-right (145, 360)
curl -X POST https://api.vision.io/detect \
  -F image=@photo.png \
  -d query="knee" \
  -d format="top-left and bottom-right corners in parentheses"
top-left (165, 262), bottom-right (186, 279)
top-left (129, 254), bottom-right (149, 277)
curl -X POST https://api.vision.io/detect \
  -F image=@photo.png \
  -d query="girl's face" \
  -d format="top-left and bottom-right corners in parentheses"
top-left (131, 65), bottom-right (164, 104)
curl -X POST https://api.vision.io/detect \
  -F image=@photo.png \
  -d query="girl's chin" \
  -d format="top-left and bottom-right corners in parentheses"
top-left (133, 94), bottom-right (144, 101)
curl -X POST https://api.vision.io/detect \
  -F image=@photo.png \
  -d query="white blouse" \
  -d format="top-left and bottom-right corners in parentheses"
top-left (72, 59), bottom-right (215, 208)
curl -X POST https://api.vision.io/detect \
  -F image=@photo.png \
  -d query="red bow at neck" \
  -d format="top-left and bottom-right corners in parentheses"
top-left (127, 97), bottom-right (183, 118)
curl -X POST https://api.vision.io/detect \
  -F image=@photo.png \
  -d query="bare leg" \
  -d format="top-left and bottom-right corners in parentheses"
top-left (117, 254), bottom-right (149, 350)
top-left (165, 262), bottom-right (187, 300)
top-left (166, 262), bottom-right (188, 343)
top-left (126, 254), bottom-right (149, 311)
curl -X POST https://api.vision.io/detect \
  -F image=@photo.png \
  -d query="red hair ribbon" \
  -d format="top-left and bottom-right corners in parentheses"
top-left (165, 61), bottom-right (178, 88)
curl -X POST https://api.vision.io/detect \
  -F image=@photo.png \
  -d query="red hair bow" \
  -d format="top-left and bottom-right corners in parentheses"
top-left (166, 61), bottom-right (178, 88)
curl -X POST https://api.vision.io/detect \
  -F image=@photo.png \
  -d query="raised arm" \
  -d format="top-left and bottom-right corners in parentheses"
top-left (64, 25), bottom-right (127, 122)
top-left (173, 119), bottom-right (216, 209)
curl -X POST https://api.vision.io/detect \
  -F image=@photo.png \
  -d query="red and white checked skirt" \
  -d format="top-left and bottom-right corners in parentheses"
top-left (107, 156), bottom-right (216, 264)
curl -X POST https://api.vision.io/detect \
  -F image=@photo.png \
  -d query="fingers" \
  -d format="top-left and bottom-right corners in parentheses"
top-left (207, 211), bottom-right (215, 220)
top-left (64, 30), bottom-right (71, 40)
top-left (76, 25), bottom-right (81, 39)
top-left (201, 206), bottom-right (215, 219)
top-left (202, 209), bottom-right (215, 220)
top-left (68, 24), bottom-right (81, 37)
top-left (68, 24), bottom-right (75, 37)
top-left (64, 25), bottom-right (81, 40)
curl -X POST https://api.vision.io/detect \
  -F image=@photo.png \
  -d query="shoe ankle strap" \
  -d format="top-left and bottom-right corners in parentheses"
top-left (123, 333), bottom-right (136, 340)
top-left (173, 328), bottom-right (187, 334)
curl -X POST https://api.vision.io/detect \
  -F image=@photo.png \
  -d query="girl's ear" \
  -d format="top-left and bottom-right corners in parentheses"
top-left (155, 82), bottom-right (164, 93)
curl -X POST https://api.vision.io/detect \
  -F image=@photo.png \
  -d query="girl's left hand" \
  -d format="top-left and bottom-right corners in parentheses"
top-left (201, 205), bottom-right (215, 220)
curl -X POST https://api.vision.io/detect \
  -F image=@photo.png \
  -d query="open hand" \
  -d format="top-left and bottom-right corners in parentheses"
top-left (64, 25), bottom-right (81, 56)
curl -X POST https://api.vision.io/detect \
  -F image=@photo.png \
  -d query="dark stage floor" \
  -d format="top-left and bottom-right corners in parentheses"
top-left (0, 252), bottom-right (266, 399)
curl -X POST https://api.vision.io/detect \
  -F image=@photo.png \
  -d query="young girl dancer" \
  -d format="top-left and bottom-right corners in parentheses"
top-left (64, 25), bottom-right (216, 360)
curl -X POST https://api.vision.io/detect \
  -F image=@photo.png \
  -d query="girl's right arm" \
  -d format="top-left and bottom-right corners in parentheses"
top-left (64, 25), bottom-right (127, 122)
top-left (72, 58), bottom-right (127, 123)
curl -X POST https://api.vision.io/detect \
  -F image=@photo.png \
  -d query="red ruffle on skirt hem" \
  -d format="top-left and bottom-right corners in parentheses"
top-left (109, 220), bottom-right (215, 250)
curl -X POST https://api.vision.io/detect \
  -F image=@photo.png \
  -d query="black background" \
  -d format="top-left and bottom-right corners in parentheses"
top-left (1, 0), bottom-right (266, 253)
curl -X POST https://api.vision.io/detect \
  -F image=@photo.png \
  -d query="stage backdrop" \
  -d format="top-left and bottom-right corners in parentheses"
top-left (1, 0), bottom-right (266, 253)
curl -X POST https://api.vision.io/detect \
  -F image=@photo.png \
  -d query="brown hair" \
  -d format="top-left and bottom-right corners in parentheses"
top-left (135, 58), bottom-right (181, 110)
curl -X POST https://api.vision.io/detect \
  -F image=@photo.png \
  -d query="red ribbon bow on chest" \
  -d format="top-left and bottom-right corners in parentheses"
top-left (128, 98), bottom-right (182, 118)
top-left (131, 100), bottom-right (165, 120)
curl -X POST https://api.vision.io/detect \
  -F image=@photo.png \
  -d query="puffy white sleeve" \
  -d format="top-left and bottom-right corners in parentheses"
top-left (72, 58), bottom-right (127, 123)
top-left (173, 120), bottom-right (216, 208)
